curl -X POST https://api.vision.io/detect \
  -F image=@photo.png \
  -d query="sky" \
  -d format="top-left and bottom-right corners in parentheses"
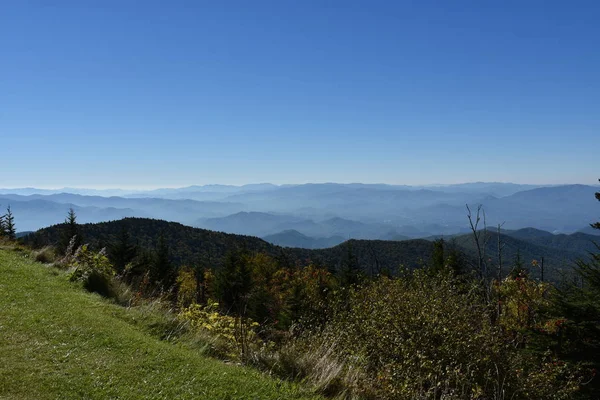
top-left (1, 1), bottom-right (599, 189)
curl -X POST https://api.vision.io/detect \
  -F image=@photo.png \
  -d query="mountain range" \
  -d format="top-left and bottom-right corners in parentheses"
top-left (2, 183), bottom-right (598, 242)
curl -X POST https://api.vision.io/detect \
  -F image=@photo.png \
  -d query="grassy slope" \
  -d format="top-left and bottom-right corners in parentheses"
top-left (0, 248), bottom-right (319, 400)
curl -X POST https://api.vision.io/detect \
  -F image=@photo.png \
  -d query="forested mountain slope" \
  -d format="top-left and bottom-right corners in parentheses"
top-left (23, 218), bottom-right (436, 273)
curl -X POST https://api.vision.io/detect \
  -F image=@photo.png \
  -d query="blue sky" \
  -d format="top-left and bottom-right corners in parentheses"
top-left (1, 1), bottom-right (599, 188)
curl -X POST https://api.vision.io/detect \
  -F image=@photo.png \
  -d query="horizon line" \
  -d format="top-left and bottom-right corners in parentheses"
top-left (0, 181), bottom-right (597, 192)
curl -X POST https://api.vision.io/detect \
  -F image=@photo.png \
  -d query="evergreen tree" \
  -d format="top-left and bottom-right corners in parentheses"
top-left (108, 224), bottom-right (137, 274)
top-left (152, 233), bottom-right (175, 289)
top-left (509, 249), bottom-right (527, 278)
top-left (593, 181), bottom-right (600, 230)
top-left (0, 211), bottom-right (5, 239)
top-left (339, 242), bottom-right (363, 287)
top-left (60, 207), bottom-right (81, 253)
top-left (445, 240), bottom-right (465, 276)
top-left (431, 238), bottom-right (445, 273)
top-left (129, 248), bottom-right (155, 282)
top-left (214, 249), bottom-right (253, 314)
top-left (429, 239), bottom-right (465, 276)
top-left (554, 180), bottom-right (600, 396)
top-left (4, 206), bottom-right (16, 240)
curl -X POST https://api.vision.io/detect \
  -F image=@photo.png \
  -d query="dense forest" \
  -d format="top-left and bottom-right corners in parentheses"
top-left (23, 215), bottom-right (596, 283)
top-left (23, 217), bottom-right (438, 274)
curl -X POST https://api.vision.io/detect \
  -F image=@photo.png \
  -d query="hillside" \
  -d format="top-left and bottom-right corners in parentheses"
top-left (450, 230), bottom-right (593, 281)
top-left (0, 248), bottom-right (318, 399)
top-left (505, 228), bottom-right (599, 256)
top-left (23, 218), bottom-right (436, 274)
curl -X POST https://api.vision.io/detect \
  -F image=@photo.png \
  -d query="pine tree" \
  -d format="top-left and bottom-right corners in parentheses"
top-left (339, 241), bottom-right (363, 287)
top-left (431, 238), bottom-right (445, 273)
top-left (445, 240), bottom-right (465, 276)
top-left (554, 180), bottom-right (600, 396)
top-left (152, 233), bottom-right (175, 289)
top-left (509, 249), bottom-right (526, 278)
top-left (4, 206), bottom-right (16, 240)
top-left (108, 224), bottom-right (137, 274)
top-left (593, 180), bottom-right (600, 230)
top-left (60, 207), bottom-right (81, 253)
top-left (0, 212), bottom-right (5, 239)
top-left (215, 249), bottom-right (253, 314)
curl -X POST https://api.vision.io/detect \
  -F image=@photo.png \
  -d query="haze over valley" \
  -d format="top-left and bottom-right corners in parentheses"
top-left (2, 182), bottom-right (598, 249)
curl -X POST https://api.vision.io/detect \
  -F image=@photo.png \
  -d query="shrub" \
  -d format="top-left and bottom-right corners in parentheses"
top-left (178, 301), bottom-right (261, 361)
top-left (68, 245), bottom-right (116, 298)
top-left (305, 270), bottom-right (581, 399)
top-left (175, 266), bottom-right (198, 308)
top-left (496, 273), bottom-right (552, 335)
top-left (33, 246), bottom-right (57, 264)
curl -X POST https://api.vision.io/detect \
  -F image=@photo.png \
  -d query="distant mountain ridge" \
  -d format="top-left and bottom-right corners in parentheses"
top-left (3, 183), bottom-right (598, 239)
top-left (262, 230), bottom-right (346, 249)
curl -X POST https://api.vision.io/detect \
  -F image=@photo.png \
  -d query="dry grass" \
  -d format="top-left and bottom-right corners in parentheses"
top-left (249, 338), bottom-right (364, 399)
top-left (32, 246), bottom-right (58, 264)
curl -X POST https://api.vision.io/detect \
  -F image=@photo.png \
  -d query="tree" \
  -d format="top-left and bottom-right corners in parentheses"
top-left (108, 224), bottom-right (137, 274)
top-left (60, 207), bottom-right (81, 253)
top-left (431, 238), bottom-right (445, 273)
top-left (444, 240), bottom-right (465, 276)
top-left (214, 249), bottom-right (253, 314)
top-left (0, 210), bottom-right (5, 238)
top-left (554, 179), bottom-right (600, 396)
top-left (339, 241), bottom-right (363, 287)
top-left (4, 206), bottom-right (16, 240)
top-left (497, 222), bottom-right (506, 280)
top-left (593, 180), bottom-right (600, 230)
top-left (466, 204), bottom-right (489, 279)
top-left (152, 233), bottom-right (175, 289)
top-left (429, 238), bottom-right (465, 277)
top-left (508, 249), bottom-right (527, 278)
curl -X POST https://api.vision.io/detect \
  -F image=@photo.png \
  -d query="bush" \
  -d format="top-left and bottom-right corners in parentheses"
top-left (68, 245), bottom-right (116, 298)
top-left (33, 246), bottom-right (57, 264)
top-left (305, 270), bottom-right (581, 399)
top-left (178, 301), bottom-right (262, 361)
top-left (175, 266), bottom-right (198, 308)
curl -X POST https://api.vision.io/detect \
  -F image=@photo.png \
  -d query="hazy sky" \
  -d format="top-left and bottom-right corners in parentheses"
top-left (2, 1), bottom-right (599, 189)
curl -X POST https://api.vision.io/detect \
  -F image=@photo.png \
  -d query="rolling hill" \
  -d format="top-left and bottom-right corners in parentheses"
top-left (22, 218), bottom-right (436, 274)
top-left (450, 229), bottom-right (598, 282)
top-left (21, 217), bottom-right (597, 282)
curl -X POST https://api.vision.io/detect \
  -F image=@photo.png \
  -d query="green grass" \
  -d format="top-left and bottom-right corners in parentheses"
top-left (0, 248), bottom-right (321, 400)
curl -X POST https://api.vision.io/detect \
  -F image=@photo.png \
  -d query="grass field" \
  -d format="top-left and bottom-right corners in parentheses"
top-left (0, 247), bottom-right (320, 400)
